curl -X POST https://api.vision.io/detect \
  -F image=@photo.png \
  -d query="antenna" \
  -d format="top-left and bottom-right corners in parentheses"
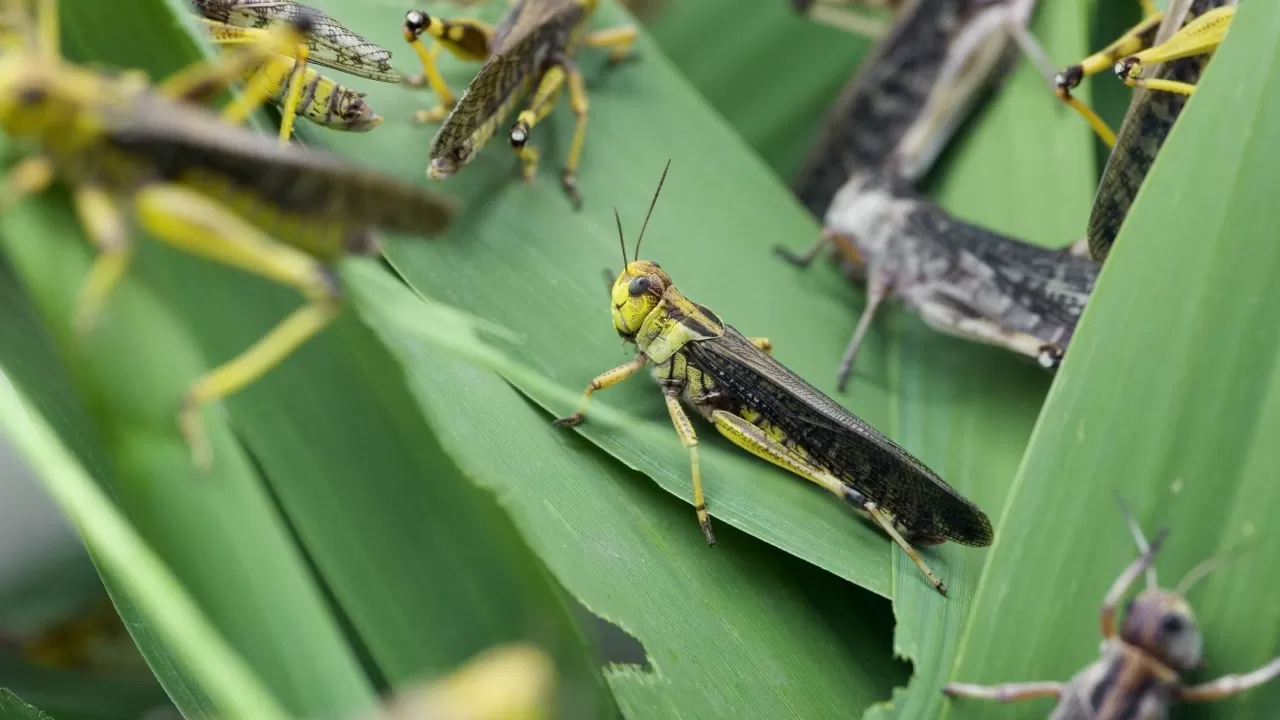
top-left (1115, 494), bottom-right (1159, 590)
top-left (633, 159), bottom-right (671, 261)
top-left (613, 208), bottom-right (627, 275)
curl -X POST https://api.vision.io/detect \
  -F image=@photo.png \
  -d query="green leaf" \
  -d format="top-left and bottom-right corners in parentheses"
top-left (6, 0), bottom-right (607, 716)
top-left (945, 3), bottom-right (1280, 718)
top-left (0, 657), bottom-right (171, 720)
top-left (0, 689), bottom-right (56, 720)
top-left (0, 370), bottom-right (291, 720)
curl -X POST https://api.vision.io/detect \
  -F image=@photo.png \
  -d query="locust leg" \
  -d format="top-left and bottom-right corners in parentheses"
top-left (835, 268), bottom-right (891, 392)
top-left (559, 59), bottom-right (590, 210)
top-left (160, 23), bottom-right (306, 113)
top-left (942, 682), bottom-right (1063, 703)
top-left (552, 355), bottom-right (648, 428)
top-left (403, 11), bottom-right (493, 123)
top-left (275, 42), bottom-right (310, 145)
top-left (1099, 528), bottom-right (1167, 639)
top-left (582, 26), bottom-right (637, 64)
top-left (0, 155), bottom-right (55, 210)
top-left (795, 1), bottom-right (888, 39)
top-left (1116, 6), bottom-right (1234, 97)
top-left (664, 387), bottom-right (716, 545)
top-left (70, 186), bottom-right (131, 338)
top-left (776, 228), bottom-right (861, 270)
top-left (132, 185), bottom-right (342, 470)
top-left (509, 63), bottom-right (567, 195)
top-left (1179, 658), bottom-right (1280, 702)
top-left (709, 410), bottom-right (948, 595)
top-left (1053, 10), bottom-right (1165, 148)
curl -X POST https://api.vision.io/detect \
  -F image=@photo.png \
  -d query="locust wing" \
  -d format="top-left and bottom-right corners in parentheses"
top-left (684, 323), bottom-right (993, 545)
top-left (115, 93), bottom-right (454, 238)
top-left (907, 203), bottom-right (1100, 336)
top-left (1087, 0), bottom-right (1235, 261)
top-left (190, 0), bottom-right (402, 83)
top-left (430, 0), bottom-right (586, 156)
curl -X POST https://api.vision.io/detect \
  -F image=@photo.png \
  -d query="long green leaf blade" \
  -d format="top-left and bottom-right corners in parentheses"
top-left (946, 4), bottom-right (1280, 718)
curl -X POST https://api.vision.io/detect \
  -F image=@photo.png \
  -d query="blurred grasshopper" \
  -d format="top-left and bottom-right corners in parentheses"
top-left (554, 163), bottom-right (993, 596)
top-left (190, 0), bottom-right (402, 142)
top-left (781, 169), bottom-right (1099, 390)
top-left (374, 643), bottom-right (554, 720)
top-left (405, 0), bottom-right (637, 210)
top-left (945, 503), bottom-right (1280, 717)
top-left (790, 0), bottom-right (1055, 218)
top-left (0, 0), bottom-right (454, 468)
top-left (1053, 0), bottom-right (1238, 262)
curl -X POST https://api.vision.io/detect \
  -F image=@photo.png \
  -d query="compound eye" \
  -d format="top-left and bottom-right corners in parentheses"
top-left (1161, 615), bottom-right (1185, 635)
top-left (628, 276), bottom-right (650, 296)
top-left (405, 10), bottom-right (428, 32)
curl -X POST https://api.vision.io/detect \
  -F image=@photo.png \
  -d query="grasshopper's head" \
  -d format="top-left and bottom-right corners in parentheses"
top-left (0, 52), bottom-right (105, 141)
top-left (609, 260), bottom-right (670, 340)
top-left (1121, 589), bottom-right (1202, 673)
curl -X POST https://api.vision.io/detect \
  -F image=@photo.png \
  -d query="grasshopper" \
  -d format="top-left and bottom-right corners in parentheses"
top-left (553, 163), bottom-right (993, 596)
top-left (376, 643), bottom-right (554, 720)
top-left (780, 169), bottom-right (1099, 390)
top-left (944, 502), bottom-right (1280, 718)
top-left (1052, 0), bottom-right (1238, 262)
top-left (0, 0), bottom-right (455, 468)
top-left (404, 0), bottom-right (637, 209)
top-left (790, 0), bottom-right (1055, 219)
top-left (190, 0), bottom-right (402, 142)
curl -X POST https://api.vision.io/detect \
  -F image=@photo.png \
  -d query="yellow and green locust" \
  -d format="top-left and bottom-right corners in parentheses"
top-left (405, 0), bottom-right (637, 209)
top-left (0, 0), bottom-right (454, 468)
top-left (554, 164), bottom-right (993, 596)
top-left (190, 0), bottom-right (402, 142)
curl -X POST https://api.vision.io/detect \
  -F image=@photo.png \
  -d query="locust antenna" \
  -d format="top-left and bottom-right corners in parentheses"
top-left (1115, 494), bottom-right (1159, 590)
top-left (633, 159), bottom-right (670, 262)
top-left (614, 207), bottom-right (628, 275)
top-left (1174, 541), bottom-right (1248, 597)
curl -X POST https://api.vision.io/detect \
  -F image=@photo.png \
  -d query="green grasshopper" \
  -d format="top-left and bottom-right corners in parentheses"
top-left (1081, 0), bottom-right (1237, 262)
top-left (945, 502), bottom-right (1280, 717)
top-left (554, 163), bottom-right (993, 596)
top-left (404, 0), bottom-right (637, 209)
top-left (190, 0), bottom-right (402, 142)
top-left (0, 0), bottom-right (454, 468)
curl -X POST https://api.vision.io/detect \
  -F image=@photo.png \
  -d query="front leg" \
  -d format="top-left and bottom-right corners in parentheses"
top-left (552, 355), bottom-right (648, 427)
top-left (70, 185), bottom-right (131, 338)
top-left (794, 1), bottom-right (887, 39)
top-left (1115, 6), bottom-right (1234, 97)
top-left (664, 386), bottom-right (714, 545)
top-left (1179, 658), bottom-right (1280, 702)
top-left (943, 681), bottom-right (1063, 703)
top-left (403, 10), bottom-right (493, 123)
top-left (509, 64), bottom-right (567, 189)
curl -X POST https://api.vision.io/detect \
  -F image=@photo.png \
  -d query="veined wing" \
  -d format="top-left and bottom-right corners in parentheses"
top-left (114, 93), bottom-right (453, 236)
top-left (1087, 0), bottom-right (1233, 261)
top-left (683, 323), bottom-right (992, 545)
top-left (189, 0), bottom-right (402, 83)
top-left (490, 0), bottom-right (585, 55)
top-left (907, 205), bottom-right (1100, 331)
